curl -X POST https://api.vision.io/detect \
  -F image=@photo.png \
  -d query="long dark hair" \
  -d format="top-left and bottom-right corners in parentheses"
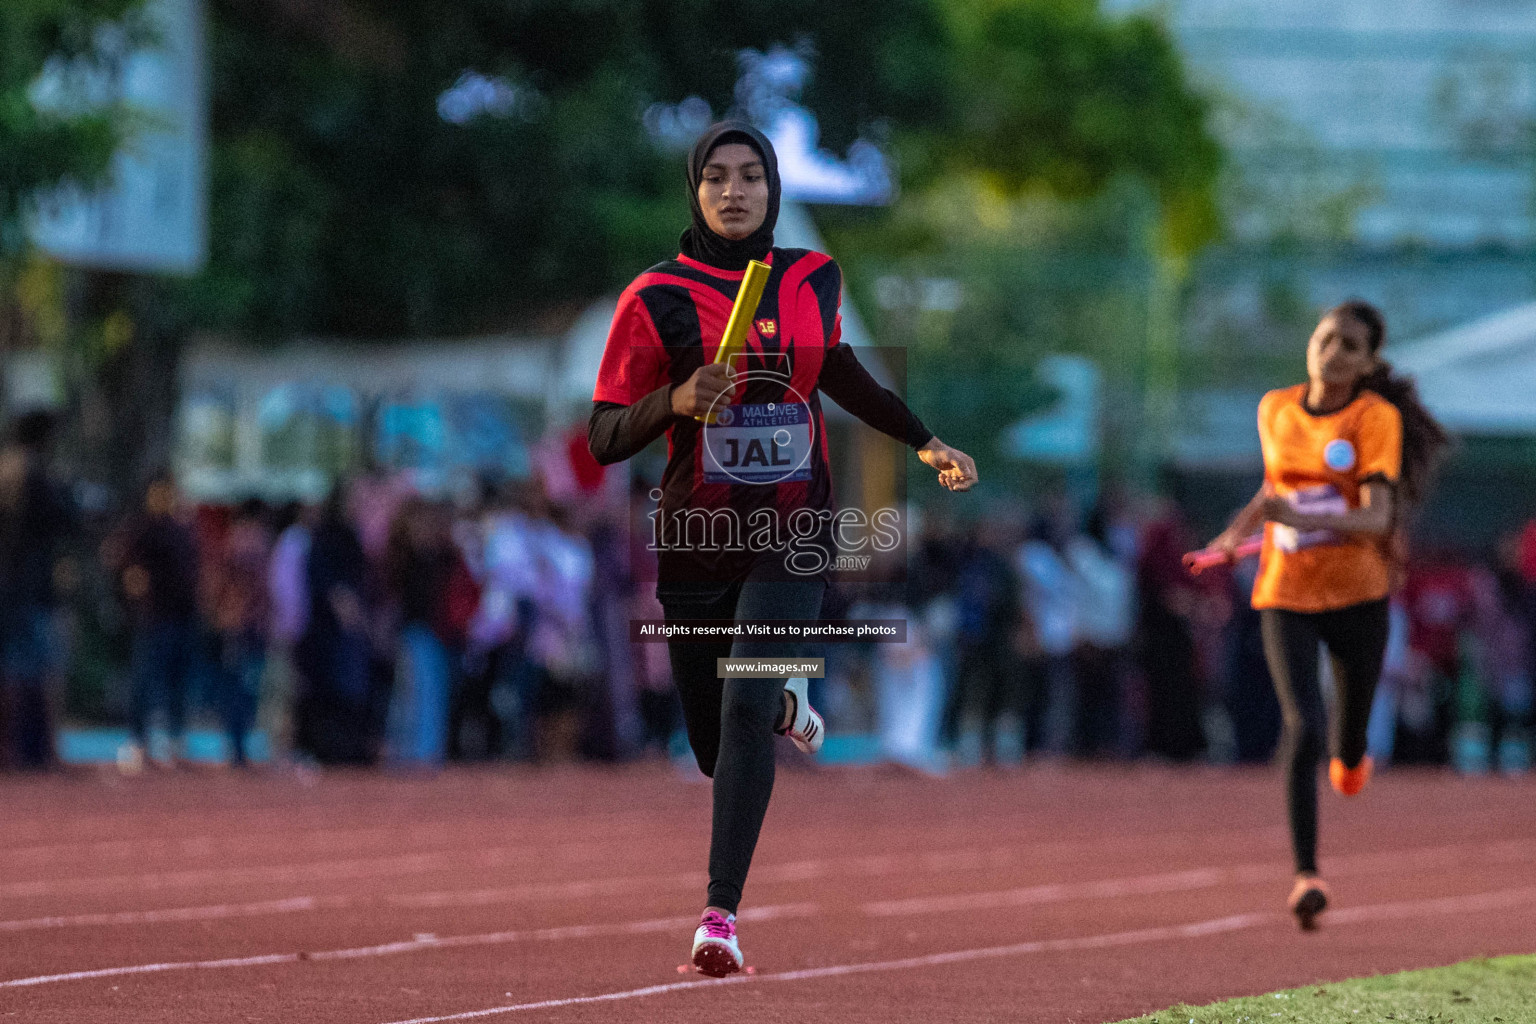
top-left (1325, 299), bottom-right (1449, 508)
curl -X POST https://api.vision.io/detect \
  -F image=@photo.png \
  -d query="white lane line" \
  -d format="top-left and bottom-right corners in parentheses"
top-left (1333, 837), bottom-right (1533, 874)
top-left (0, 839), bottom-right (995, 908)
top-left (0, 903), bottom-right (818, 990)
top-left (0, 822), bottom-right (1284, 914)
top-left (0, 824), bottom-right (485, 868)
top-left (4, 837), bottom-right (1528, 935)
top-left (0, 952), bottom-right (300, 989)
top-left (374, 885), bottom-right (1536, 1024)
top-left (862, 839), bottom-right (1536, 918)
top-left (381, 978), bottom-right (754, 1021)
top-left (320, 902), bottom-right (816, 963)
top-left (0, 847), bottom-right (1010, 932)
top-left (0, 844), bottom-right (552, 901)
top-left (4, 840), bottom-right (1534, 994)
top-left (383, 841), bottom-right (1105, 912)
top-left (0, 877), bottom-right (704, 934)
top-left (1329, 885), bottom-right (1536, 924)
top-left (0, 809), bottom-right (679, 867)
top-left (388, 871), bottom-right (707, 910)
top-left (862, 865), bottom-right (1256, 916)
top-left (0, 804), bottom-right (668, 858)
top-left (0, 896), bottom-right (339, 933)
top-left (0, 846), bottom-right (1085, 933)
top-left (385, 838), bottom-right (1264, 913)
top-left (384, 836), bottom-right (1500, 912)
top-left (380, 847), bottom-right (1025, 910)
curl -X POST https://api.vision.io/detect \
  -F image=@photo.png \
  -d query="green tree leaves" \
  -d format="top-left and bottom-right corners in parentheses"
top-left (928, 0), bottom-right (1220, 256)
top-left (185, 0), bottom-right (1219, 340)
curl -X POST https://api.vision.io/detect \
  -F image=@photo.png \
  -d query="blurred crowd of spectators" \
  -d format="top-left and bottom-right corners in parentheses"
top-left (848, 493), bottom-right (1536, 776)
top-left (2, 413), bottom-right (1533, 777)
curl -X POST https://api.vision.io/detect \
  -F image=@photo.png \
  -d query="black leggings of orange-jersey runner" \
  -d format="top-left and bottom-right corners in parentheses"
top-left (662, 575), bottom-right (826, 915)
top-left (1260, 598), bottom-right (1389, 875)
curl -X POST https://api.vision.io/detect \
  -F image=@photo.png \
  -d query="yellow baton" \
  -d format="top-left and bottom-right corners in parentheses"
top-left (696, 258), bottom-right (772, 425)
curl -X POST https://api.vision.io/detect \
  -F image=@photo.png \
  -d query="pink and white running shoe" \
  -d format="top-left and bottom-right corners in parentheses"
top-left (777, 677), bottom-right (825, 755)
top-left (690, 909), bottom-right (743, 977)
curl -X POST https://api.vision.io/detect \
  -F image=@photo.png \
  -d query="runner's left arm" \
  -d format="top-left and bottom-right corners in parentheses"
top-left (817, 342), bottom-right (933, 450)
top-left (1261, 481), bottom-right (1394, 536)
top-left (807, 257), bottom-right (974, 489)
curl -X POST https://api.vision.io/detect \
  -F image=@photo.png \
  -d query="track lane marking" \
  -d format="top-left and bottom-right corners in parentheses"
top-left (863, 838), bottom-right (1535, 917)
top-left (0, 823), bottom-right (508, 868)
top-left (0, 808), bottom-right (690, 866)
top-left (0, 803), bottom-right (672, 858)
top-left (862, 865), bottom-right (1258, 916)
top-left (0, 904), bottom-right (818, 990)
top-left (5, 840), bottom-right (1534, 991)
top-left (0, 896), bottom-right (335, 933)
top-left (0, 845), bottom-right (562, 901)
top-left (0, 824), bottom-right (1284, 895)
top-left (2, 838), bottom-right (1527, 935)
top-left (373, 885), bottom-right (1536, 1023)
top-left (0, 840), bottom-right (1114, 924)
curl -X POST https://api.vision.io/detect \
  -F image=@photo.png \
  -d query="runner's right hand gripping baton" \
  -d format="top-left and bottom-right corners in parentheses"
top-left (1183, 536), bottom-right (1263, 575)
top-left (695, 258), bottom-right (772, 425)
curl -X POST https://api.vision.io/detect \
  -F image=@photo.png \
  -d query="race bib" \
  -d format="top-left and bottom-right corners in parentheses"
top-left (703, 402), bottom-right (813, 484)
top-left (1272, 484), bottom-right (1348, 553)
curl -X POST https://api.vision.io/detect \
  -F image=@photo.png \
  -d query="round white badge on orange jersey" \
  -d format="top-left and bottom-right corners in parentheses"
top-left (1324, 438), bottom-right (1356, 472)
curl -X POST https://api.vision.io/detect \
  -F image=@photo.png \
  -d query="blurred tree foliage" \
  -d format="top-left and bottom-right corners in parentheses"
top-left (169, 0), bottom-right (1219, 340)
top-left (823, 177), bottom-right (1166, 488)
top-left (899, 0), bottom-right (1220, 257)
top-left (814, 0), bottom-right (1221, 480)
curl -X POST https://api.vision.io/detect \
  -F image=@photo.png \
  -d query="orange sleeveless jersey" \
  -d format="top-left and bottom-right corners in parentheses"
top-left (1251, 384), bottom-right (1403, 612)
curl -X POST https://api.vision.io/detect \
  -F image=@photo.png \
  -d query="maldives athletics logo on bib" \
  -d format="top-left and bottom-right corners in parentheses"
top-left (1324, 438), bottom-right (1357, 472)
top-left (700, 362), bottom-right (816, 486)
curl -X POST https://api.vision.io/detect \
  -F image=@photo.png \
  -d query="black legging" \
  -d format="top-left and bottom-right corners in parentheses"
top-left (661, 574), bottom-right (826, 915)
top-left (1260, 598), bottom-right (1389, 875)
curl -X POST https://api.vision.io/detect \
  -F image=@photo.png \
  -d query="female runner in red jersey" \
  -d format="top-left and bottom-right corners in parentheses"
top-left (1206, 300), bottom-right (1446, 929)
top-left (589, 121), bottom-right (978, 974)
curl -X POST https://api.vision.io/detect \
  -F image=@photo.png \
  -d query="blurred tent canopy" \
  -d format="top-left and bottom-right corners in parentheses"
top-left (1393, 303), bottom-right (1536, 435)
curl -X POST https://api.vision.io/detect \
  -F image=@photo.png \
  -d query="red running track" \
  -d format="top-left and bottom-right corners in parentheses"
top-left (1, 761), bottom-right (1533, 1023)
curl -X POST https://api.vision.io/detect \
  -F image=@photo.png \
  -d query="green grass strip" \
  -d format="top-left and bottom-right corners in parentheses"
top-left (1112, 954), bottom-right (1536, 1024)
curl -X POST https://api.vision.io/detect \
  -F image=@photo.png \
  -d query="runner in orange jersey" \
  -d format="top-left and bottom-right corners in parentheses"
top-left (1205, 300), bottom-right (1447, 930)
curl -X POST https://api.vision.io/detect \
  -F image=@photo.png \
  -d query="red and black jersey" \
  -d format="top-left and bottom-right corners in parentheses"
top-left (591, 247), bottom-right (930, 595)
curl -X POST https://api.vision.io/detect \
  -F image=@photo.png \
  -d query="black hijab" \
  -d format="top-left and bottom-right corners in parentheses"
top-left (680, 121), bottom-right (780, 271)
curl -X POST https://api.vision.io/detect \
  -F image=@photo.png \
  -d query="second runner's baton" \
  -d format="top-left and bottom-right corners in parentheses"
top-left (1183, 536), bottom-right (1263, 575)
top-left (696, 258), bottom-right (772, 425)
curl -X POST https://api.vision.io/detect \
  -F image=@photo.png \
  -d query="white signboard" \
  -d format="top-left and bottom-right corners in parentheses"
top-left (28, 0), bottom-right (208, 274)
top-left (1004, 355), bottom-right (1102, 464)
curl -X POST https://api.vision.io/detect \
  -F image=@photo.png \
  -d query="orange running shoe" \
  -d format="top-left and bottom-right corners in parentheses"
top-left (1329, 755), bottom-right (1373, 797)
top-left (1287, 874), bottom-right (1329, 931)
